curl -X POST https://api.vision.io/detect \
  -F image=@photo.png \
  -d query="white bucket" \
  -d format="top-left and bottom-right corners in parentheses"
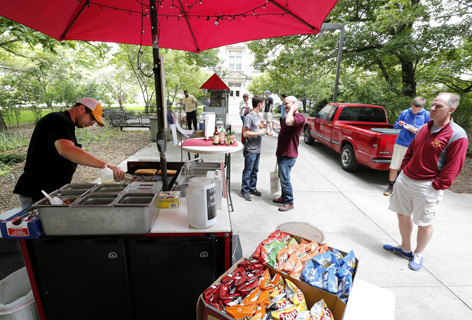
top-left (186, 177), bottom-right (217, 229)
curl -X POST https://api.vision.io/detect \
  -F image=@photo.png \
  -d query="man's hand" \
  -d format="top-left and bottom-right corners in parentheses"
top-left (398, 120), bottom-right (405, 127)
top-left (260, 129), bottom-right (267, 136)
top-left (107, 164), bottom-right (125, 182)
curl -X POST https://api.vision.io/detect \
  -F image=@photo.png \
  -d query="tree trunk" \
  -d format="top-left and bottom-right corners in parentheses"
top-left (401, 60), bottom-right (416, 98)
top-left (0, 113), bottom-right (8, 132)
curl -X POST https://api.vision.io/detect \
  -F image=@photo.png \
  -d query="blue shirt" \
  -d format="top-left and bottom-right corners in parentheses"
top-left (394, 108), bottom-right (430, 147)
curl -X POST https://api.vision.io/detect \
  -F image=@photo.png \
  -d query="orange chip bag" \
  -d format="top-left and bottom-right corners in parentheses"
top-left (242, 287), bottom-right (261, 305)
top-left (277, 239), bottom-right (298, 267)
top-left (258, 269), bottom-right (271, 290)
top-left (225, 304), bottom-right (258, 319)
top-left (280, 243), bottom-right (308, 273)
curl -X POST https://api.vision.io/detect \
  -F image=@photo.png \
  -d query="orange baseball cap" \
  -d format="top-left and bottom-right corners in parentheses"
top-left (76, 97), bottom-right (104, 127)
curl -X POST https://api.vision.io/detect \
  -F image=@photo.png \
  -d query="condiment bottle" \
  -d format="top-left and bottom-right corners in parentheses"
top-left (219, 128), bottom-right (225, 145)
top-left (213, 127), bottom-right (219, 145)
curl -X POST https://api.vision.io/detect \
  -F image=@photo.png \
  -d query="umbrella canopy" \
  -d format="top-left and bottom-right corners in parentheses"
top-left (0, 0), bottom-right (338, 52)
top-left (200, 73), bottom-right (230, 91)
top-left (0, 0), bottom-right (338, 191)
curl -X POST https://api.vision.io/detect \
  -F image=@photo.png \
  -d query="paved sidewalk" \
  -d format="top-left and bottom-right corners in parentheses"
top-left (122, 114), bottom-right (472, 320)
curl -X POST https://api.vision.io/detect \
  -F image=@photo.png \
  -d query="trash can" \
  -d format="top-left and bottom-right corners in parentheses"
top-left (0, 267), bottom-right (39, 320)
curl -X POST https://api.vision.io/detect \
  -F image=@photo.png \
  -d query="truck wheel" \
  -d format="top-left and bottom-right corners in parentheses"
top-left (341, 144), bottom-right (358, 172)
top-left (304, 126), bottom-right (315, 145)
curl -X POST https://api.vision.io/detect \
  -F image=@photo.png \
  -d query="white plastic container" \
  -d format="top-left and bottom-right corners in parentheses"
top-left (100, 165), bottom-right (114, 184)
top-left (206, 170), bottom-right (222, 209)
top-left (186, 177), bottom-right (217, 229)
top-left (0, 267), bottom-right (39, 320)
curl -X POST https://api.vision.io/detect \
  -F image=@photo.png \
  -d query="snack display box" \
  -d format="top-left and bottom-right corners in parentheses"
top-left (0, 207), bottom-right (43, 239)
top-left (197, 232), bottom-right (359, 320)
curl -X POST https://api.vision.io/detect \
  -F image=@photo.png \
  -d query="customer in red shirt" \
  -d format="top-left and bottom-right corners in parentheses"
top-left (383, 92), bottom-right (468, 271)
top-left (272, 96), bottom-right (305, 212)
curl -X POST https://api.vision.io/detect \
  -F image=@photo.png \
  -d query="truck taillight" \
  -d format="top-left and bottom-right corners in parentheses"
top-left (370, 136), bottom-right (380, 147)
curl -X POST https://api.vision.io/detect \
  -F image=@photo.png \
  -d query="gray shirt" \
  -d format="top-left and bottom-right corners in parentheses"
top-left (243, 111), bottom-right (263, 153)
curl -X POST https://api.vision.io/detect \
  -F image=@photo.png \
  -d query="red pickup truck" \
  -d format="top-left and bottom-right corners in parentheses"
top-left (304, 103), bottom-right (399, 171)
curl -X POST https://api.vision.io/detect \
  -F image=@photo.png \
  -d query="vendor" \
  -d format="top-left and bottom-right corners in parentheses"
top-left (13, 97), bottom-right (125, 208)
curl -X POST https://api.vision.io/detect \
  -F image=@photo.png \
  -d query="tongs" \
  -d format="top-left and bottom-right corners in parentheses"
top-left (12, 208), bottom-right (38, 226)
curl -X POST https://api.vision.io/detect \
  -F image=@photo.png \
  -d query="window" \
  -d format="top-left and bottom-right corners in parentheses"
top-left (316, 105), bottom-right (333, 121)
top-left (236, 91), bottom-right (240, 97)
top-left (338, 107), bottom-right (387, 122)
top-left (229, 50), bottom-right (242, 70)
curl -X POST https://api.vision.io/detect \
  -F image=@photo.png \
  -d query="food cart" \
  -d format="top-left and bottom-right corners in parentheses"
top-left (201, 73), bottom-right (230, 126)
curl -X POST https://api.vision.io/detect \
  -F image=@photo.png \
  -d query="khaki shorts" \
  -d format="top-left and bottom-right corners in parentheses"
top-left (263, 112), bottom-right (272, 122)
top-left (389, 172), bottom-right (444, 226)
top-left (390, 144), bottom-right (408, 169)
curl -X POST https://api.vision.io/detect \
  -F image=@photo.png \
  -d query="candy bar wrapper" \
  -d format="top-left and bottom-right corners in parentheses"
top-left (310, 299), bottom-right (334, 320)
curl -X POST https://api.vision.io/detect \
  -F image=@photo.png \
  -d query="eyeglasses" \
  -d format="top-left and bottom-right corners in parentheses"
top-left (85, 108), bottom-right (96, 122)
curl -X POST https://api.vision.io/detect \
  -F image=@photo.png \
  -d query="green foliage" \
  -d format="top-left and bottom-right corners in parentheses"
top-left (75, 126), bottom-right (115, 145)
top-left (0, 131), bottom-right (28, 151)
top-left (0, 153), bottom-right (26, 164)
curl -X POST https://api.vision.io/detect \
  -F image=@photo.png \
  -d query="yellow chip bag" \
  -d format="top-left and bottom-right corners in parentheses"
top-left (271, 306), bottom-right (299, 320)
top-left (285, 279), bottom-right (307, 311)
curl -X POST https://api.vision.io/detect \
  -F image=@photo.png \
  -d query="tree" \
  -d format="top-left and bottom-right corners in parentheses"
top-left (248, 0), bottom-right (472, 114)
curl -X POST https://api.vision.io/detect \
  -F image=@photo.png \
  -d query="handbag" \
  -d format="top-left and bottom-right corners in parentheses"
top-left (270, 161), bottom-right (280, 194)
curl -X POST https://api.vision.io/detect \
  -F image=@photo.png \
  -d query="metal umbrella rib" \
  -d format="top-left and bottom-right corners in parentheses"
top-left (61, 0), bottom-right (91, 40)
top-left (269, 0), bottom-right (316, 31)
top-left (178, 0), bottom-right (200, 52)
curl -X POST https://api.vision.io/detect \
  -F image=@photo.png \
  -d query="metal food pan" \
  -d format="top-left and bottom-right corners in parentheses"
top-left (60, 183), bottom-right (97, 192)
top-left (115, 192), bottom-right (156, 205)
top-left (34, 195), bottom-right (80, 207)
top-left (74, 193), bottom-right (120, 206)
top-left (189, 162), bottom-right (222, 170)
top-left (50, 189), bottom-right (88, 198)
top-left (125, 181), bottom-right (162, 193)
top-left (93, 184), bottom-right (128, 193)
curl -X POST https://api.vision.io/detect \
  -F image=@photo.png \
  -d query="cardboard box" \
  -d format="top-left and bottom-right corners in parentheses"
top-left (196, 232), bottom-right (359, 320)
top-left (158, 191), bottom-right (181, 208)
top-left (0, 208), bottom-right (43, 239)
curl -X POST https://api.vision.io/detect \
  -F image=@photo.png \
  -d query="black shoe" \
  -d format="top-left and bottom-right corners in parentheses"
top-left (241, 192), bottom-right (252, 201)
top-left (249, 189), bottom-right (262, 196)
top-left (384, 185), bottom-right (393, 196)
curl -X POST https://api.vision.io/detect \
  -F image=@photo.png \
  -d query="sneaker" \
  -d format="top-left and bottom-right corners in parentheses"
top-left (383, 244), bottom-right (413, 260)
top-left (272, 197), bottom-right (284, 204)
top-left (409, 253), bottom-right (424, 271)
top-left (383, 185), bottom-right (393, 196)
top-left (241, 192), bottom-right (252, 201)
top-left (278, 203), bottom-right (294, 212)
top-left (249, 189), bottom-right (262, 196)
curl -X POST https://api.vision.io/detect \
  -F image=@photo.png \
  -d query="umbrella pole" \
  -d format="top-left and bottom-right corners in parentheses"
top-left (149, 0), bottom-right (168, 190)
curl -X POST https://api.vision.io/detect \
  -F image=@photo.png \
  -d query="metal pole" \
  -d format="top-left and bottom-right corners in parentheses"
top-left (149, 0), bottom-right (168, 190)
top-left (333, 25), bottom-right (344, 103)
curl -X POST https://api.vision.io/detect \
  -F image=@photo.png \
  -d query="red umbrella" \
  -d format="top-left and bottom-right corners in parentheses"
top-left (1, 0), bottom-right (338, 52)
top-left (0, 0), bottom-right (338, 189)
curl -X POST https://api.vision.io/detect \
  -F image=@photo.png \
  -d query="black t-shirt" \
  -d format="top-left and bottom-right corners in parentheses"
top-left (14, 111), bottom-right (81, 202)
top-left (264, 97), bottom-right (273, 112)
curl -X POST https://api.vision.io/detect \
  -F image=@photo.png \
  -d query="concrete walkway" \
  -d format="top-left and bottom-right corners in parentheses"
top-left (122, 114), bottom-right (472, 320)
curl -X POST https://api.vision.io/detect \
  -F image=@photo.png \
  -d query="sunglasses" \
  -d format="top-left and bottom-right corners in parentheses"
top-left (85, 107), bottom-right (96, 122)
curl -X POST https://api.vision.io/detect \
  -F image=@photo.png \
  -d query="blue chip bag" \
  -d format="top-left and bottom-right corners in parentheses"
top-left (322, 265), bottom-right (338, 294)
top-left (330, 248), bottom-right (344, 268)
top-left (336, 263), bottom-right (350, 280)
top-left (312, 251), bottom-right (334, 269)
top-left (343, 250), bottom-right (357, 272)
top-left (301, 260), bottom-right (324, 289)
top-left (341, 272), bottom-right (353, 298)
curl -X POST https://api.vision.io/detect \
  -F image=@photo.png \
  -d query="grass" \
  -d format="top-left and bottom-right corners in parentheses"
top-left (0, 131), bottom-right (29, 152)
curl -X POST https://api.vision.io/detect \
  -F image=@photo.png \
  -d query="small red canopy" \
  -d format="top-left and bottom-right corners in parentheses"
top-left (200, 73), bottom-right (230, 91)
